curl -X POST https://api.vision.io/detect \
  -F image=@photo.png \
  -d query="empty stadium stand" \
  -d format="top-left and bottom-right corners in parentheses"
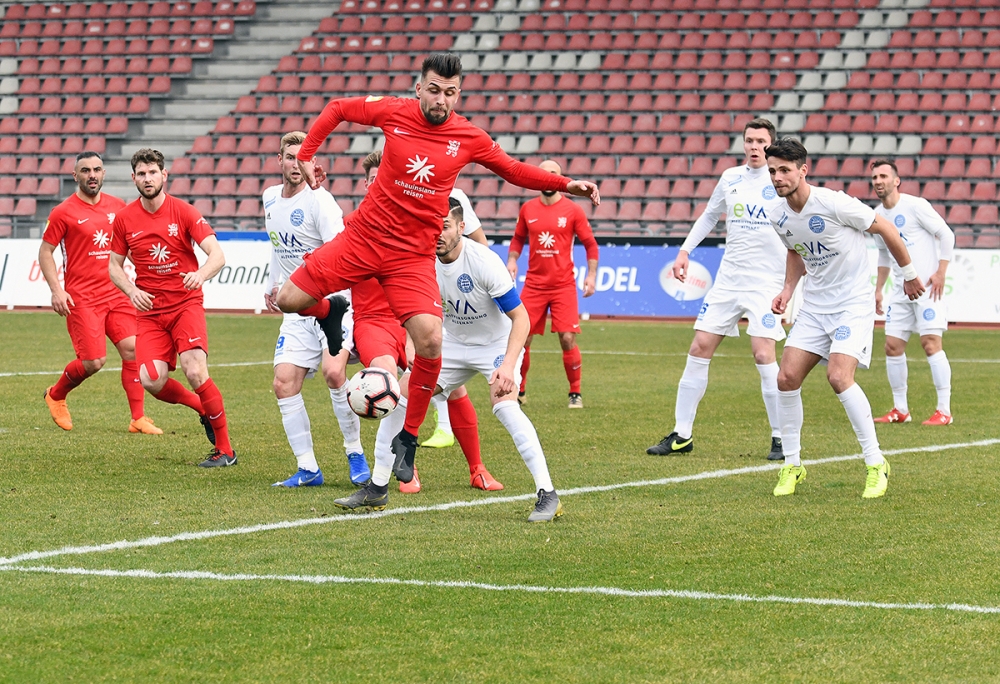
top-left (1, 0), bottom-right (999, 248)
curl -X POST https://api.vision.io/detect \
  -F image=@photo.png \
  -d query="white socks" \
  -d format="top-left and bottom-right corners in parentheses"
top-left (372, 395), bottom-right (406, 487)
top-left (330, 382), bottom-right (363, 455)
top-left (885, 354), bottom-right (909, 414)
top-left (493, 399), bottom-right (553, 492)
top-left (927, 350), bottom-right (952, 414)
top-left (837, 383), bottom-right (883, 466)
top-left (277, 394), bottom-right (319, 473)
top-left (777, 389), bottom-right (803, 466)
top-left (756, 362), bottom-right (781, 438)
top-left (673, 355), bottom-right (711, 439)
top-left (431, 393), bottom-right (452, 433)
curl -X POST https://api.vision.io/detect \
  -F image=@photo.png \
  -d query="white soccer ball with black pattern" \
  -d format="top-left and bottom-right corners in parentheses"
top-left (346, 367), bottom-right (401, 419)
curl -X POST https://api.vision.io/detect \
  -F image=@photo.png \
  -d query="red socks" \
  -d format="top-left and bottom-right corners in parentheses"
top-left (121, 360), bottom-right (145, 420)
top-left (448, 393), bottom-right (482, 473)
top-left (563, 346), bottom-right (582, 394)
top-left (153, 377), bottom-right (204, 414)
top-left (49, 359), bottom-right (88, 401)
top-left (404, 354), bottom-right (441, 435)
top-left (195, 378), bottom-right (233, 455)
top-left (519, 348), bottom-right (530, 394)
top-left (298, 298), bottom-right (330, 319)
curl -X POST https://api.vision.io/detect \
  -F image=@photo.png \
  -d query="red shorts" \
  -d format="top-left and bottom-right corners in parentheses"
top-left (521, 284), bottom-right (581, 336)
top-left (354, 318), bottom-right (408, 371)
top-left (66, 294), bottom-right (137, 361)
top-left (136, 304), bottom-right (208, 374)
top-left (290, 223), bottom-right (442, 324)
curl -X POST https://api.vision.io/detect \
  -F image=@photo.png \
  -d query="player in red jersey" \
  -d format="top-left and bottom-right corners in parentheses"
top-left (507, 160), bottom-right (599, 409)
top-left (276, 53), bottom-right (600, 484)
top-left (38, 151), bottom-right (160, 434)
top-left (108, 148), bottom-right (236, 467)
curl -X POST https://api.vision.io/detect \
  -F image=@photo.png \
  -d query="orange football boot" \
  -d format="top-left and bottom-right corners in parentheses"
top-left (44, 387), bottom-right (72, 430)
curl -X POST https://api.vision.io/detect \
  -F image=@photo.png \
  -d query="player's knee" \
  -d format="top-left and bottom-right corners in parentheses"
top-left (826, 368), bottom-right (854, 393)
top-left (884, 337), bottom-right (906, 357)
top-left (776, 370), bottom-right (800, 392)
top-left (558, 333), bottom-right (576, 351)
top-left (275, 285), bottom-right (305, 314)
top-left (142, 374), bottom-right (165, 394)
top-left (323, 367), bottom-right (347, 389)
top-left (82, 357), bottom-right (106, 375)
top-left (920, 336), bottom-right (942, 356)
top-left (272, 376), bottom-right (298, 399)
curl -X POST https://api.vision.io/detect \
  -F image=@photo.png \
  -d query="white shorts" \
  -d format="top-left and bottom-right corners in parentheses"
top-left (436, 337), bottom-right (524, 397)
top-left (786, 308), bottom-right (874, 369)
top-left (273, 311), bottom-right (356, 377)
top-left (694, 287), bottom-right (786, 340)
top-left (884, 293), bottom-right (947, 341)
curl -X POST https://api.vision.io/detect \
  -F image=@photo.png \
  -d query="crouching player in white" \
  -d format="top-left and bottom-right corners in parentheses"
top-left (767, 139), bottom-right (924, 499)
top-left (264, 131), bottom-right (369, 488)
top-left (340, 200), bottom-right (562, 521)
top-left (870, 159), bottom-right (955, 426)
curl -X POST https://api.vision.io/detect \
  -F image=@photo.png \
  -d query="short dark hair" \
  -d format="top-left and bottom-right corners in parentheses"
top-left (76, 151), bottom-right (103, 163)
top-left (870, 159), bottom-right (899, 177)
top-left (130, 148), bottom-right (165, 172)
top-left (421, 53), bottom-right (462, 81)
top-left (764, 138), bottom-right (807, 167)
top-left (448, 196), bottom-right (463, 222)
top-left (743, 118), bottom-right (776, 144)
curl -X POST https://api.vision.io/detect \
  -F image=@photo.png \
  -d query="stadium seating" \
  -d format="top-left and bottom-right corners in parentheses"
top-left (3, 0), bottom-right (999, 245)
top-left (0, 1), bottom-right (255, 231)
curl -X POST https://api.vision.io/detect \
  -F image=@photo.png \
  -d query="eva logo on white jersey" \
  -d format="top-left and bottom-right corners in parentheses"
top-left (149, 243), bottom-right (170, 262)
top-left (92, 229), bottom-right (110, 248)
top-left (538, 231), bottom-right (556, 248)
top-left (406, 155), bottom-right (435, 184)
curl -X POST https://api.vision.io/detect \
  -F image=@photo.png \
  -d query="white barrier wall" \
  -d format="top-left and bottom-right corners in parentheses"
top-left (2, 238), bottom-right (999, 322)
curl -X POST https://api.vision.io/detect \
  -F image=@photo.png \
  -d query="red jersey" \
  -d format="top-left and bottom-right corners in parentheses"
top-left (510, 196), bottom-right (599, 289)
top-left (42, 192), bottom-right (128, 305)
top-left (110, 194), bottom-right (215, 314)
top-left (299, 96), bottom-right (571, 256)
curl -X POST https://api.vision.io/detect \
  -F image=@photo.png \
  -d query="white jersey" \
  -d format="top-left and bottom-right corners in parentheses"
top-left (263, 183), bottom-right (348, 319)
top-left (437, 237), bottom-right (517, 346)
top-left (681, 164), bottom-right (785, 292)
top-left (873, 193), bottom-right (954, 290)
top-left (770, 186), bottom-right (877, 314)
top-left (450, 187), bottom-right (482, 236)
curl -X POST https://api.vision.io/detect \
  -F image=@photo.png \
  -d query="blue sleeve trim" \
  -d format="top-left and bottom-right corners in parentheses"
top-left (493, 288), bottom-right (521, 313)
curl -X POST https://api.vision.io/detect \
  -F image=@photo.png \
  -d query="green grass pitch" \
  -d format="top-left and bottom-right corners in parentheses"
top-left (1, 311), bottom-right (999, 682)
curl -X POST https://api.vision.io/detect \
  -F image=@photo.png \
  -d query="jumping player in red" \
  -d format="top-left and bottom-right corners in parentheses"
top-left (276, 53), bottom-right (600, 483)
top-left (507, 159), bottom-right (599, 409)
top-left (39, 151), bottom-right (159, 434)
top-left (108, 148), bottom-right (236, 467)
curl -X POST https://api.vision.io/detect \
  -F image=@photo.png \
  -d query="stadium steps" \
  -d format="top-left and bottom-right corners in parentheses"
top-left (98, 0), bottom-right (336, 200)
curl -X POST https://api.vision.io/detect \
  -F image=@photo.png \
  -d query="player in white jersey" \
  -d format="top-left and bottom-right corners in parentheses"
top-left (263, 131), bottom-right (369, 488)
top-left (336, 200), bottom-right (562, 522)
top-left (360, 150), bottom-right (490, 456)
top-left (766, 139), bottom-right (925, 499)
top-left (647, 119), bottom-right (788, 460)
top-left (870, 160), bottom-right (956, 426)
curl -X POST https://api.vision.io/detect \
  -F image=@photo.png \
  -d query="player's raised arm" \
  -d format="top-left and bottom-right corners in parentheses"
top-left (297, 96), bottom-right (393, 189)
top-left (867, 214), bottom-right (925, 301)
top-left (475, 141), bottom-right (601, 206)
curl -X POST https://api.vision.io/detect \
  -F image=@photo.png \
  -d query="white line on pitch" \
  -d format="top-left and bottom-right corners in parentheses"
top-left (1, 438), bottom-right (997, 569)
top-left (6, 565), bottom-right (1000, 616)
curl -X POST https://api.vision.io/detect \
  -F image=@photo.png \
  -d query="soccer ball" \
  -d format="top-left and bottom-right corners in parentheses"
top-left (346, 367), bottom-right (401, 420)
